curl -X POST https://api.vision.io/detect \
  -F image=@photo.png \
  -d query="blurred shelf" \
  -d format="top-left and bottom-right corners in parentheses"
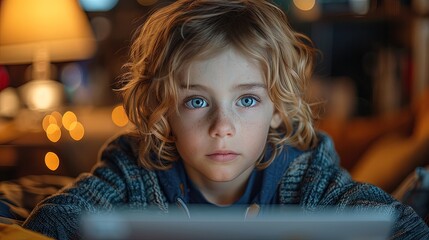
top-left (0, 106), bottom-right (132, 179)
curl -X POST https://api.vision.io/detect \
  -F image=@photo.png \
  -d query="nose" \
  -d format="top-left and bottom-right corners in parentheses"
top-left (209, 108), bottom-right (236, 138)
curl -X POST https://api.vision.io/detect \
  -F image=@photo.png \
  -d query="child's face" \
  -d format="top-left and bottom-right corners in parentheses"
top-left (169, 47), bottom-right (277, 189)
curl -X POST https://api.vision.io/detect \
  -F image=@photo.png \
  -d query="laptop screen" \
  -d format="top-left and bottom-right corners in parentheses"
top-left (80, 205), bottom-right (394, 240)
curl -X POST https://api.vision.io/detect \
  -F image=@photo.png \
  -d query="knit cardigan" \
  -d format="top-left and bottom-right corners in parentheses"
top-left (23, 133), bottom-right (429, 239)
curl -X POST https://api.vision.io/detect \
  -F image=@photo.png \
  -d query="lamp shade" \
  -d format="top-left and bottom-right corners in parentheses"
top-left (0, 0), bottom-right (96, 64)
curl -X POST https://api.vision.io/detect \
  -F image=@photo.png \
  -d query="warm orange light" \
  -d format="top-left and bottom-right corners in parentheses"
top-left (62, 111), bottom-right (77, 130)
top-left (0, 87), bottom-right (20, 118)
top-left (20, 80), bottom-right (64, 111)
top-left (112, 105), bottom-right (129, 127)
top-left (46, 124), bottom-right (61, 142)
top-left (293, 0), bottom-right (316, 11)
top-left (0, 0), bottom-right (96, 64)
top-left (69, 121), bottom-right (84, 141)
top-left (45, 152), bottom-right (60, 171)
top-left (51, 111), bottom-right (63, 128)
top-left (42, 114), bottom-right (57, 131)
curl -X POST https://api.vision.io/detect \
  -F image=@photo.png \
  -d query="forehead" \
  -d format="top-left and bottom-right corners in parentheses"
top-left (180, 47), bottom-right (265, 87)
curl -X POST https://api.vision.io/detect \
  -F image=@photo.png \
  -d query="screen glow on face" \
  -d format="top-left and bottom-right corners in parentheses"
top-left (169, 47), bottom-right (276, 202)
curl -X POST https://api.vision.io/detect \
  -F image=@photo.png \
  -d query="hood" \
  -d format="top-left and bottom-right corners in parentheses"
top-left (155, 143), bottom-right (303, 215)
top-left (254, 144), bottom-right (303, 204)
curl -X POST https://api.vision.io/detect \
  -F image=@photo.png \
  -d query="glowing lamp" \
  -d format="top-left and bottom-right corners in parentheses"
top-left (0, 0), bottom-right (96, 111)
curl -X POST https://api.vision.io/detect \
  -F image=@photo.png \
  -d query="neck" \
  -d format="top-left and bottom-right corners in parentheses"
top-left (185, 166), bottom-right (254, 206)
top-left (200, 181), bottom-right (247, 206)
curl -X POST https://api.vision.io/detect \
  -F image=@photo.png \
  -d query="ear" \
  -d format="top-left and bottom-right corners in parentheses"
top-left (270, 112), bottom-right (282, 129)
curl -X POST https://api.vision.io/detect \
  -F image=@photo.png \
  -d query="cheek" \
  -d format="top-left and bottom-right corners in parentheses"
top-left (170, 113), bottom-right (205, 151)
top-left (174, 130), bottom-right (206, 163)
top-left (240, 113), bottom-right (273, 154)
top-left (240, 105), bottom-right (274, 132)
top-left (170, 110), bottom-right (202, 135)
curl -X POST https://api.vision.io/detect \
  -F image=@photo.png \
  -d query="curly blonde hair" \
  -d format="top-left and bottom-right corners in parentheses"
top-left (120, 0), bottom-right (318, 170)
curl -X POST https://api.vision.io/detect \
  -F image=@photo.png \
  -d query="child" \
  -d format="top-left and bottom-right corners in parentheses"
top-left (23, 0), bottom-right (429, 239)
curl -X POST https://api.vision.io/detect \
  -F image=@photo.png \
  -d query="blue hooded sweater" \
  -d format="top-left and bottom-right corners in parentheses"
top-left (23, 133), bottom-right (429, 239)
top-left (155, 143), bottom-right (301, 210)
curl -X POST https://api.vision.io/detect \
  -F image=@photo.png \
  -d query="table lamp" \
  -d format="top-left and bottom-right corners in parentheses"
top-left (0, 0), bottom-right (96, 111)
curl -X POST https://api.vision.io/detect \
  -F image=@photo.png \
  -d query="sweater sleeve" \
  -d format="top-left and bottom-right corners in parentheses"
top-left (22, 135), bottom-right (142, 240)
top-left (328, 180), bottom-right (429, 240)
top-left (292, 133), bottom-right (429, 239)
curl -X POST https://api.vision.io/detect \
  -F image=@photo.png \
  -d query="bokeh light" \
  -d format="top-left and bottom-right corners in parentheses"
top-left (45, 152), bottom-right (60, 171)
top-left (42, 114), bottom-right (57, 131)
top-left (79, 0), bottom-right (118, 11)
top-left (60, 63), bottom-right (83, 93)
top-left (91, 17), bottom-right (112, 41)
top-left (0, 66), bottom-right (9, 91)
top-left (293, 0), bottom-right (316, 11)
top-left (0, 87), bottom-right (20, 118)
top-left (112, 105), bottom-right (129, 127)
top-left (62, 111), bottom-right (78, 130)
top-left (46, 124), bottom-right (61, 142)
top-left (20, 80), bottom-right (63, 111)
top-left (69, 121), bottom-right (85, 141)
top-left (51, 111), bottom-right (63, 128)
top-left (350, 0), bottom-right (370, 15)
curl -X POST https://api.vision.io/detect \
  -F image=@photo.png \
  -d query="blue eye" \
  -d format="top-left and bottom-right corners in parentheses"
top-left (237, 96), bottom-right (258, 107)
top-left (185, 97), bottom-right (208, 109)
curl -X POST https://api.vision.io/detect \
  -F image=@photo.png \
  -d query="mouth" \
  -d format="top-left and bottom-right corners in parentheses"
top-left (206, 151), bottom-right (239, 162)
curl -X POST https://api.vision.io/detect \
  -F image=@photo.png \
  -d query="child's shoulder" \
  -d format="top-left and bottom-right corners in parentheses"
top-left (102, 132), bottom-right (140, 155)
top-left (312, 131), bottom-right (340, 165)
top-left (97, 132), bottom-right (142, 168)
top-left (289, 131), bottom-right (340, 168)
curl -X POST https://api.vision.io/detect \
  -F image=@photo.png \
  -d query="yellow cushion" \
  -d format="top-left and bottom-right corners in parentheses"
top-left (0, 223), bottom-right (53, 240)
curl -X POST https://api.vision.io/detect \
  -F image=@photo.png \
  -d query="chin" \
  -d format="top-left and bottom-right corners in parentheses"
top-left (206, 172), bottom-right (240, 183)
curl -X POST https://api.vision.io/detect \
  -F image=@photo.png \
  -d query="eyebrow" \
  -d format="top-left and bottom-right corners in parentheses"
top-left (179, 83), bottom-right (267, 91)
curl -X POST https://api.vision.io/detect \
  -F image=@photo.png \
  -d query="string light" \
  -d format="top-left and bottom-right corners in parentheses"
top-left (112, 105), bottom-right (129, 127)
top-left (293, 0), bottom-right (316, 11)
top-left (69, 121), bottom-right (85, 141)
top-left (51, 111), bottom-right (63, 128)
top-left (45, 152), bottom-right (60, 171)
top-left (62, 111), bottom-right (77, 130)
top-left (42, 114), bottom-right (57, 131)
top-left (46, 123), bottom-right (61, 142)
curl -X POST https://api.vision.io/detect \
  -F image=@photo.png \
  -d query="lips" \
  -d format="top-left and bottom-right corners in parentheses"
top-left (206, 151), bottom-right (239, 162)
